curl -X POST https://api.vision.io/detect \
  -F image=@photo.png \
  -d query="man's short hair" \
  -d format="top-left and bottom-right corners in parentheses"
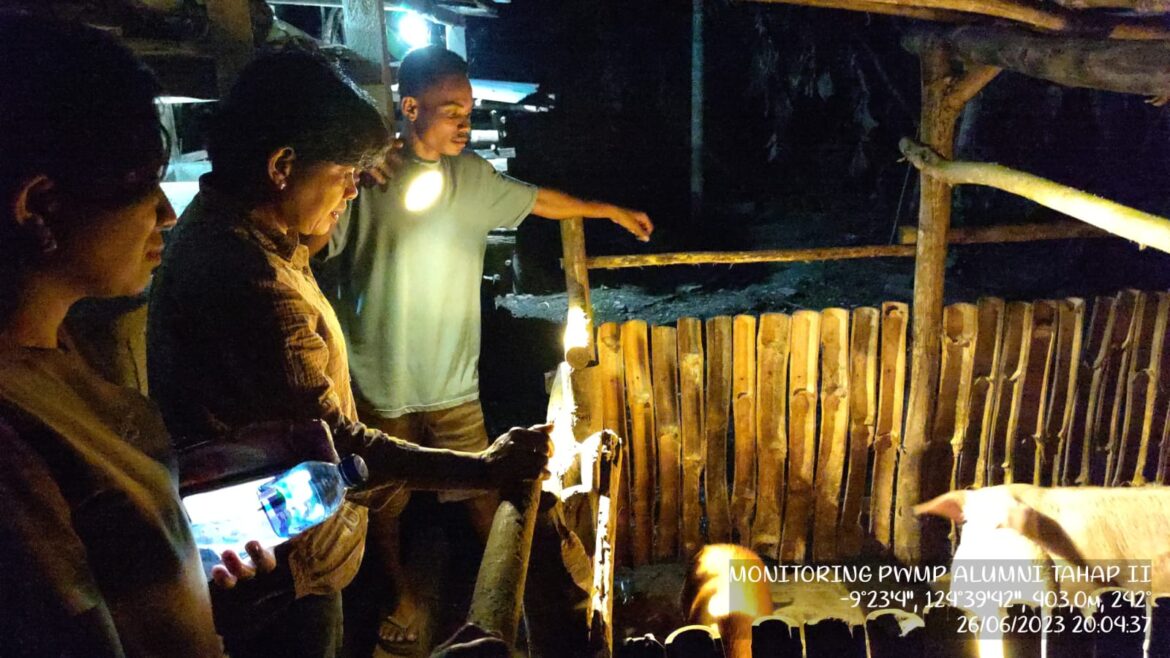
top-left (398, 46), bottom-right (468, 98)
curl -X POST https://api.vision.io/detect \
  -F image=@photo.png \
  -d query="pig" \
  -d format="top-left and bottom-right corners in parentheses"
top-left (915, 484), bottom-right (1170, 598)
top-left (682, 544), bottom-right (774, 658)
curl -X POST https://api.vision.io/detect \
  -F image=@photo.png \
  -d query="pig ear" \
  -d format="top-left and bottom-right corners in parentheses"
top-left (913, 490), bottom-right (967, 522)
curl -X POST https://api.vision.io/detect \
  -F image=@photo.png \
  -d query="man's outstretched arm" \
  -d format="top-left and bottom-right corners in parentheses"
top-left (532, 188), bottom-right (653, 242)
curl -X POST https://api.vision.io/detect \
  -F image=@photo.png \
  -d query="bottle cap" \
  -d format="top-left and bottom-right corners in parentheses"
top-left (339, 454), bottom-right (369, 487)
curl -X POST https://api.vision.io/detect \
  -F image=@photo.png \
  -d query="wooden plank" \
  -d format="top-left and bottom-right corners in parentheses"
top-left (839, 308), bottom-right (878, 559)
top-left (1066, 296), bottom-right (1117, 486)
top-left (730, 315), bottom-right (758, 546)
top-left (1105, 291), bottom-right (1145, 485)
top-left (1151, 295), bottom-right (1170, 484)
top-left (934, 303), bottom-right (978, 493)
top-left (751, 313), bottom-right (790, 560)
top-left (651, 326), bottom-right (681, 562)
top-left (988, 302), bottom-right (1032, 485)
top-left (704, 316), bottom-right (733, 544)
top-left (1046, 299), bottom-right (1084, 486)
top-left (812, 309), bottom-right (849, 562)
top-left (968, 298), bottom-right (1005, 489)
top-left (596, 322), bottom-right (631, 566)
top-left (1018, 300), bottom-right (1057, 485)
top-left (871, 302), bottom-right (907, 551)
top-left (781, 310), bottom-right (821, 562)
top-left (622, 320), bottom-right (655, 567)
top-left (585, 244), bottom-right (916, 270)
top-left (677, 318), bottom-right (705, 559)
top-left (561, 218), bottom-right (595, 368)
top-left (586, 431), bottom-right (622, 656)
top-left (1121, 292), bottom-right (1169, 485)
top-left (1095, 290), bottom-right (1140, 485)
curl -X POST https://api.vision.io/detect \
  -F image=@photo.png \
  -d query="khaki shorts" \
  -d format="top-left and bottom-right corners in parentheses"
top-left (360, 400), bottom-right (492, 516)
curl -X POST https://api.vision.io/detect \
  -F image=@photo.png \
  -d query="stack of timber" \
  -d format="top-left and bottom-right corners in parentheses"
top-left (578, 289), bottom-right (1170, 565)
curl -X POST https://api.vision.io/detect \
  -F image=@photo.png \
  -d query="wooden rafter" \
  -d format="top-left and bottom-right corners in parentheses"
top-left (745, 0), bottom-right (1170, 39)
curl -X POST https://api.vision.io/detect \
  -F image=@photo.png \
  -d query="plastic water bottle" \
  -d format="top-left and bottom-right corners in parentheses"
top-left (183, 455), bottom-right (368, 577)
top-left (258, 455), bottom-right (368, 536)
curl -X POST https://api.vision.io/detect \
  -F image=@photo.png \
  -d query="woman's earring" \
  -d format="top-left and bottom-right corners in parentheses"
top-left (278, 180), bottom-right (287, 191)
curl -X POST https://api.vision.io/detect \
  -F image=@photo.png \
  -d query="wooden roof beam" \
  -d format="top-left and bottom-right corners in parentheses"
top-left (905, 25), bottom-right (1170, 95)
top-left (745, 0), bottom-right (1170, 39)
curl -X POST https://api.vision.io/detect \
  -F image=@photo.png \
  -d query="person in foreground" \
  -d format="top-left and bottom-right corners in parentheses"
top-left (318, 45), bottom-right (652, 653)
top-left (147, 49), bottom-right (553, 658)
top-left (0, 13), bottom-right (268, 656)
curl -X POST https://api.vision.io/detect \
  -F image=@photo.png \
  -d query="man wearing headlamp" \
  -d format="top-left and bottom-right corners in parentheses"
top-left (316, 45), bottom-right (651, 654)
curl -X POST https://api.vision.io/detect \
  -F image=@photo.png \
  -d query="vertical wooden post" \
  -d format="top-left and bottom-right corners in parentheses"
top-left (205, 0), bottom-right (254, 93)
top-left (342, 0), bottom-right (395, 119)
top-left (677, 318), bottom-right (706, 558)
top-left (562, 218), bottom-right (595, 368)
top-left (704, 316), bottom-right (733, 544)
top-left (752, 313), bottom-right (790, 560)
top-left (731, 315), bottom-right (758, 546)
top-left (782, 310), bottom-right (820, 562)
top-left (813, 309), bottom-right (849, 562)
top-left (896, 50), bottom-right (998, 563)
top-left (652, 326), bottom-right (681, 562)
top-left (587, 431), bottom-right (623, 657)
top-left (622, 320), bottom-right (655, 566)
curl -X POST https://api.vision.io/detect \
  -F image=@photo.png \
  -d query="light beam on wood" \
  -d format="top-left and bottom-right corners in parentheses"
top-left (900, 138), bottom-right (1170, 254)
top-left (561, 217), bottom-right (595, 369)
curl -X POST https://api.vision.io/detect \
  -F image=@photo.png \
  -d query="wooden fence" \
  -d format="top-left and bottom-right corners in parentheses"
top-left (589, 289), bottom-right (1170, 566)
top-left (617, 592), bottom-right (1170, 658)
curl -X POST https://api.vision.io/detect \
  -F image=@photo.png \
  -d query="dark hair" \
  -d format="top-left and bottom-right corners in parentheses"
top-left (0, 13), bottom-right (165, 212)
top-left (0, 13), bottom-right (165, 321)
top-left (207, 49), bottom-right (391, 194)
top-left (398, 46), bottom-right (468, 99)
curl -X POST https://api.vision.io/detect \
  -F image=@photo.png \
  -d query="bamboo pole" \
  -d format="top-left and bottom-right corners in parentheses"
top-left (900, 139), bottom-right (1170, 254)
top-left (562, 218), bottom-right (595, 369)
top-left (840, 307), bottom-right (878, 558)
top-left (897, 51), bottom-right (998, 564)
top-left (621, 320), bottom-right (655, 566)
top-left (970, 298), bottom-right (1006, 489)
top-left (752, 313), bottom-right (790, 560)
top-left (1020, 301), bottom-right (1057, 485)
top-left (1068, 296), bottom-right (1117, 485)
top-left (704, 316), bottom-right (734, 544)
top-left (990, 302), bottom-right (1033, 485)
top-left (750, 0), bottom-right (970, 22)
top-left (1144, 293), bottom-right (1170, 484)
top-left (585, 244), bottom-right (915, 270)
top-left (936, 304), bottom-right (978, 493)
top-left (587, 431), bottom-right (622, 657)
top-left (1097, 290), bottom-right (1140, 485)
top-left (731, 315), bottom-right (758, 546)
top-left (897, 222), bottom-right (1107, 245)
top-left (677, 318), bottom-right (706, 558)
top-left (596, 322), bottom-right (631, 566)
top-left (651, 326), bottom-right (681, 562)
top-left (1121, 293), bottom-right (1169, 485)
top-left (873, 302), bottom-right (908, 551)
top-left (813, 309), bottom-right (850, 562)
top-left (782, 310), bottom-right (821, 562)
top-left (1046, 299), bottom-right (1084, 486)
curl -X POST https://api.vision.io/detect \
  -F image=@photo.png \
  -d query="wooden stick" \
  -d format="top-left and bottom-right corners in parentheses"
top-left (749, 0), bottom-right (970, 23)
top-left (1046, 299), bottom-right (1084, 486)
top-left (970, 298), bottom-right (1006, 489)
top-left (1145, 294), bottom-right (1170, 484)
top-left (468, 479), bottom-right (541, 645)
top-left (873, 302), bottom-right (907, 551)
top-left (596, 322), bottom-right (631, 566)
top-left (1068, 296), bottom-right (1117, 485)
top-left (782, 310), bottom-right (821, 562)
top-left (752, 313), bottom-right (790, 560)
top-left (897, 222), bottom-right (1108, 246)
top-left (813, 309), bottom-right (850, 562)
top-left (621, 320), bottom-right (655, 566)
top-left (840, 307), bottom-right (878, 558)
top-left (585, 244), bottom-right (915, 270)
top-left (989, 302), bottom-right (1033, 485)
top-left (1019, 301), bottom-right (1057, 485)
top-left (898, 48), bottom-right (994, 564)
top-left (1124, 293), bottom-right (1169, 485)
top-left (677, 317), bottom-right (706, 559)
top-left (731, 315), bottom-right (758, 546)
top-left (704, 316), bottom-right (734, 544)
top-left (561, 217), bottom-right (595, 369)
top-left (932, 303), bottom-right (977, 552)
top-left (587, 431), bottom-right (623, 657)
top-left (651, 326), bottom-right (681, 562)
top-left (1097, 290), bottom-right (1140, 485)
top-left (900, 138), bottom-right (1170, 254)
